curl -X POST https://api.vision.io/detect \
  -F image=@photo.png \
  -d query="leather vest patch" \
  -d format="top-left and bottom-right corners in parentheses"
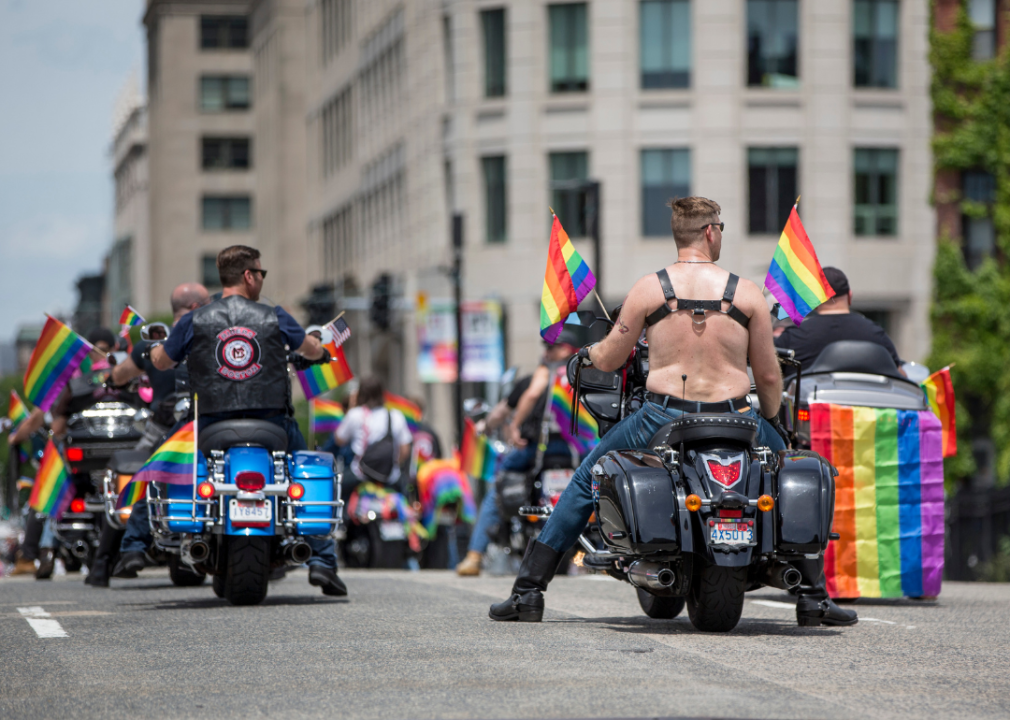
top-left (215, 326), bottom-right (263, 381)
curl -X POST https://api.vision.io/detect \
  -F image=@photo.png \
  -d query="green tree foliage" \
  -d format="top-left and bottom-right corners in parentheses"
top-left (930, 3), bottom-right (1010, 485)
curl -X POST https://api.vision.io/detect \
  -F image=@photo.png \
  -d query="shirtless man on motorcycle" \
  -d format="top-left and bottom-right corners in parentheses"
top-left (489, 196), bottom-right (854, 627)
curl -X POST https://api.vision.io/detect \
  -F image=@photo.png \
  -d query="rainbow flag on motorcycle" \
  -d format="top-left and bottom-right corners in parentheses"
top-left (764, 204), bottom-right (834, 325)
top-left (550, 369), bottom-right (598, 456)
top-left (28, 441), bottom-right (73, 517)
top-left (310, 398), bottom-right (344, 434)
top-left (8, 390), bottom-right (30, 430)
top-left (460, 418), bottom-right (498, 481)
top-left (131, 421), bottom-right (196, 486)
top-left (116, 480), bottom-right (148, 510)
top-left (416, 459), bottom-right (476, 535)
top-left (296, 343), bottom-right (354, 399)
top-left (540, 212), bottom-right (596, 344)
top-left (118, 305), bottom-right (146, 337)
top-left (920, 367), bottom-right (956, 458)
top-left (810, 403), bottom-right (944, 599)
top-left (23, 315), bottom-right (94, 412)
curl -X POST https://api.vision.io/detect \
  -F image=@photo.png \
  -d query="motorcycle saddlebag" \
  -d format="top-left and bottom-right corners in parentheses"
top-left (775, 451), bottom-right (836, 555)
top-left (593, 450), bottom-right (680, 555)
top-left (496, 471), bottom-right (529, 518)
top-left (290, 451), bottom-right (336, 535)
top-left (166, 451), bottom-right (209, 533)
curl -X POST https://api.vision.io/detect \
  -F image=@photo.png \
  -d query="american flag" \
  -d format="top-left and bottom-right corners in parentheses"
top-left (327, 317), bottom-right (352, 348)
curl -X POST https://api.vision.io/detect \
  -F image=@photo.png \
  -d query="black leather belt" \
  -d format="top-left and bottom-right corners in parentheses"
top-left (645, 393), bottom-right (751, 414)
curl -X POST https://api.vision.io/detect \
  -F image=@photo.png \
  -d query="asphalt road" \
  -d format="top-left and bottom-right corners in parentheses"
top-left (1, 568), bottom-right (1008, 720)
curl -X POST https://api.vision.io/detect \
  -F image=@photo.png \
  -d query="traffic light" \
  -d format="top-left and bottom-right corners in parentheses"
top-left (301, 283), bottom-right (336, 326)
top-left (370, 273), bottom-right (393, 330)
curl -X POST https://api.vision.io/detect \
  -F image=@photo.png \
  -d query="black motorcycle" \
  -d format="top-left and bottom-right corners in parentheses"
top-left (535, 311), bottom-right (836, 632)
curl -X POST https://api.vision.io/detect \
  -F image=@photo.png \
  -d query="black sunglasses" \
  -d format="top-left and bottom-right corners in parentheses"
top-left (247, 268), bottom-right (268, 279)
top-left (699, 222), bottom-right (725, 232)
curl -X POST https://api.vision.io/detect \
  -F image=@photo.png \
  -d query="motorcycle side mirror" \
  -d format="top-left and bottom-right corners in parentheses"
top-left (141, 322), bottom-right (170, 342)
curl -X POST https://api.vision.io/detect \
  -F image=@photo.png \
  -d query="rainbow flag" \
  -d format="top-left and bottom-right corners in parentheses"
top-left (133, 421), bottom-right (196, 485)
top-left (296, 343), bottom-right (353, 399)
top-left (540, 213), bottom-right (596, 344)
top-left (118, 305), bottom-right (146, 337)
top-left (921, 367), bottom-right (956, 458)
top-left (8, 390), bottom-right (30, 430)
top-left (23, 315), bottom-right (94, 412)
top-left (764, 205), bottom-right (835, 324)
top-left (311, 399), bottom-right (344, 434)
top-left (460, 418), bottom-right (498, 481)
top-left (28, 441), bottom-right (73, 517)
top-left (550, 370), bottom-right (599, 456)
top-left (385, 392), bottom-right (421, 433)
top-left (347, 481), bottom-right (429, 550)
top-left (811, 403), bottom-right (944, 599)
top-left (116, 480), bottom-right (148, 510)
top-left (416, 459), bottom-right (476, 535)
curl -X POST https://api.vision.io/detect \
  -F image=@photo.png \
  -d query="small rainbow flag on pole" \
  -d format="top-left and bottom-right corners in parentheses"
top-left (310, 399), bottom-right (344, 434)
top-left (460, 418), bottom-right (498, 481)
top-left (116, 480), bottom-right (148, 510)
top-left (550, 370), bottom-right (599, 456)
top-left (540, 212), bottom-right (596, 344)
top-left (8, 390), bottom-right (30, 430)
top-left (132, 421), bottom-right (196, 485)
top-left (921, 367), bottom-right (957, 458)
top-left (296, 343), bottom-right (354, 399)
top-left (385, 392), bottom-right (421, 433)
top-left (118, 305), bottom-right (146, 337)
top-left (23, 315), bottom-right (94, 412)
top-left (28, 441), bottom-right (73, 517)
top-left (764, 204), bottom-right (835, 325)
top-left (811, 403), bottom-right (944, 599)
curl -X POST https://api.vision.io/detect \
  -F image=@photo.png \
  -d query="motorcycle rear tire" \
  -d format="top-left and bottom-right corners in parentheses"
top-left (212, 574), bottom-right (225, 598)
top-left (687, 564), bottom-right (747, 632)
top-left (168, 555), bottom-right (207, 587)
top-left (636, 587), bottom-right (686, 619)
top-left (223, 536), bottom-right (270, 606)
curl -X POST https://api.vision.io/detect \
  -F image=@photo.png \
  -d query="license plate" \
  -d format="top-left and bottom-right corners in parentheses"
top-left (229, 499), bottom-right (272, 525)
top-left (542, 469), bottom-right (574, 498)
top-left (709, 521), bottom-right (754, 546)
top-left (378, 521), bottom-right (406, 541)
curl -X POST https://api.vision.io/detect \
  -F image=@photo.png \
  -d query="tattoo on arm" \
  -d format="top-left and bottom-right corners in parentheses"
top-left (617, 315), bottom-right (631, 335)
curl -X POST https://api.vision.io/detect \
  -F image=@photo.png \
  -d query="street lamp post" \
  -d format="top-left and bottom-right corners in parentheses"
top-left (452, 213), bottom-right (464, 447)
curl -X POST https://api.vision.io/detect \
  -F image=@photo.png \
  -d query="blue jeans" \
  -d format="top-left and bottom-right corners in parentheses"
top-left (467, 438), bottom-right (579, 554)
top-left (39, 517), bottom-right (56, 550)
top-left (537, 402), bottom-right (786, 553)
top-left (121, 499), bottom-right (151, 555)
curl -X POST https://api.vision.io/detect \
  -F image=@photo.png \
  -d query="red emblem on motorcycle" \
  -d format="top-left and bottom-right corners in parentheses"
top-left (215, 326), bottom-right (262, 381)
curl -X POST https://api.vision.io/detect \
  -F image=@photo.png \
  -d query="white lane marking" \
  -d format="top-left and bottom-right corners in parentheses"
top-left (17, 607), bottom-right (68, 638)
top-left (859, 617), bottom-right (897, 625)
top-left (750, 600), bottom-right (796, 610)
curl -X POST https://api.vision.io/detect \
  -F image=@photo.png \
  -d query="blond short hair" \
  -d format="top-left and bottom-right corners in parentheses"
top-left (668, 196), bottom-right (722, 248)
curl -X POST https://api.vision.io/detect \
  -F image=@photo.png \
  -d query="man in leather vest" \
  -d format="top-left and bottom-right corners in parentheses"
top-left (148, 246), bottom-right (346, 596)
top-left (489, 196), bottom-right (854, 627)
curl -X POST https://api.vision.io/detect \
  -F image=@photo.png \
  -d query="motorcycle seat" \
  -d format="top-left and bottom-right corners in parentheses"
top-left (806, 340), bottom-right (904, 380)
top-left (649, 413), bottom-right (759, 450)
top-left (109, 450), bottom-right (152, 475)
top-left (198, 419), bottom-right (288, 454)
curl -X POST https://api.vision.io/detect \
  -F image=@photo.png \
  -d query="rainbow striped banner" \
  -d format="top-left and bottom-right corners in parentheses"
top-left (550, 370), bottom-right (599, 456)
top-left (8, 390), bottom-right (30, 429)
top-left (118, 305), bottom-right (146, 337)
top-left (296, 343), bottom-right (353, 399)
top-left (810, 403), bottom-right (944, 599)
top-left (133, 421), bottom-right (196, 485)
top-left (116, 480), bottom-right (148, 510)
top-left (310, 399), bottom-right (344, 434)
top-left (385, 392), bottom-right (421, 433)
top-left (540, 213), bottom-right (596, 344)
top-left (460, 418), bottom-right (498, 481)
top-left (28, 441), bottom-right (72, 517)
top-left (921, 367), bottom-right (956, 458)
top-left (416, 458), bottom-right (476, 535)
top-left (24, 315), bottom-right (94, 412)
top-left (764, 205), bottom-right (835, 324)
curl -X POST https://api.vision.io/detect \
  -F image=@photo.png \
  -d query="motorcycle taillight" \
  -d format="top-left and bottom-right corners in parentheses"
top-left (706, 459), bottom-right (742, 487)
top-left (70, 498), bottom-right (86, 514)
top-left (66, 447), bottom-right (84, 462)
top-left (234, 471), bottom-right (266, 491)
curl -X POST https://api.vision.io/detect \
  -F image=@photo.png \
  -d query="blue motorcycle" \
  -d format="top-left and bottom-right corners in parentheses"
top-left (147, 419), bottom-right (342, 605)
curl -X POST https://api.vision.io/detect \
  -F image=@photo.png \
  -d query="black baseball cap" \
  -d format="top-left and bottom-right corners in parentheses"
top-left (822, 267), bottom-right (850, 297)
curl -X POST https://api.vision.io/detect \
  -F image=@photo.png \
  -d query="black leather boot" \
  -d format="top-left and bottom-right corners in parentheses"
top-left (89, 557), bottom-right (110, 588)
top-left (112, 551), bottom-right (146, 578)
top-left (308, 565), bottom-right (347, 596)
top-left (35, 549), bottom-right (54, 580)
top-left (796, 588), bottom-right (858, 627)
top-left (489, 541), bottom-right (564, 622)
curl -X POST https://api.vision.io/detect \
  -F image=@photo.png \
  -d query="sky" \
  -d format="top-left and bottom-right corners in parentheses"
top-left (0, 0), bottom-right (144, 341)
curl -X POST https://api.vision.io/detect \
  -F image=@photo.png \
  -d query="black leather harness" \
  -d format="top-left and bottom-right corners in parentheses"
top-left (644, 268), bottom-right (750, 329)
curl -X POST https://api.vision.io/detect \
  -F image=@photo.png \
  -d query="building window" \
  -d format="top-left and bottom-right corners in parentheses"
top-left (200, 76), bottom-right (251, 111)
top-left (854, 148), bottom-right (898, 236)
top-left (200, 16), bottom-right (248, 50)
top-left (483, 156), bottom-right (508, 243)
top-left (970, 0), bottom-right (997, 61)
top-left (202, 196), bottom-right (252, 231)
top-left (853, 0), bottom-right (898, 88)
top-left (202, 138), bottom-right (251, 170)
top-left (747, 0), bottom-right (799, 87)
top-left (748, 147), bottom-right (798, 234)
top-left (322, 87), bottom-right (353, 178)
top-left (642, 149), bottom-right (691, 237)
top-left (482, 9), bottom-right (507, 97)
top-left (550, 151), bottom-right (589, 236)
top-left (549, 3), bottom-right (589, 93)
top-left (201, 254), bottom-right (222, 289)
top-left (323, 204), bottom-right (355, 278)
top-left (640, 0), bottom-right (691, 89)
top-left (859, 309), bottom-right (892, 336)
top-left (321, 0), bottom-right (353, 65)
top-left (962, 170), bottom-right (996, 269)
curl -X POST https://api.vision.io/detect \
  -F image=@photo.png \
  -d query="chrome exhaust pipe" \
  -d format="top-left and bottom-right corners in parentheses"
top-left (627, 561), bottom-right (676, 591)
top-left (762, 562), bottom-right (803, 590)
top-left (186, 540), bottom-right (210, 564)
top-left (284, 540), bottom-right (312, 565)
top-left (69, 540), bottom-right (89, 559)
